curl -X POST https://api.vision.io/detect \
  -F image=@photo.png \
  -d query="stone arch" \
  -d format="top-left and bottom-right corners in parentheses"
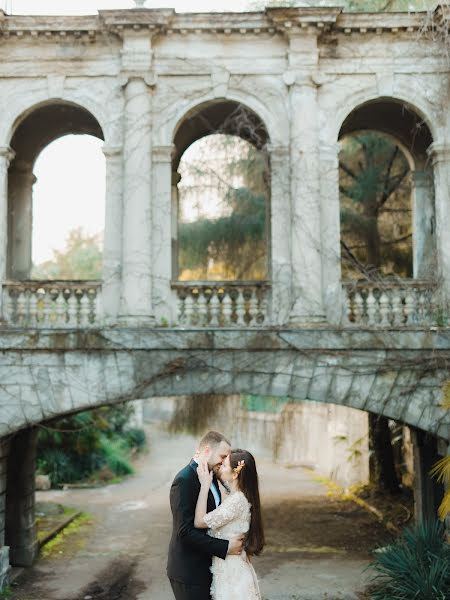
top-left (6, 99), bottom-right (105, 280)
top-left (171, 96), bottom-right (272, 282)
top-left (332, 92), bottom-right (438, 155)
top-left (336, 95), bottom-right (435, 280)
top-left (155, 87), bottom-right (286, 151)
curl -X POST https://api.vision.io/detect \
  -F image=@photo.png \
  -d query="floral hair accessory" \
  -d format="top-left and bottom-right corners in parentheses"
top-left (233, 460), bottom-right (245, 475)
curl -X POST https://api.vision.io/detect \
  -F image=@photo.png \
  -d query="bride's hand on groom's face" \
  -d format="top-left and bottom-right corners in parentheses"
top-left (197, 459), bottom-right (213, 487)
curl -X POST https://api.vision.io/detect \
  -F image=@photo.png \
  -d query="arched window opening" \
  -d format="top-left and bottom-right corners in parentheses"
top-left (177, 133), bottom-right (269, 281)
top-left (7, 101), bottom-right (105, 281)
top-left (172, 100), bottom-right (270, 283)
top-left (338, 99), bottom-right (434, 281)
top-left (31, 135), bottom-right (105, 280)
top-left (339, 131), bottom-right (413, 279)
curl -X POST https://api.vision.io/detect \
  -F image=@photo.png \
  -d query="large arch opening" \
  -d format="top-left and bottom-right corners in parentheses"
top-left (172, 100), bottom-right (270, 284)
top-left (7, 102), bottom-right (105, 281)
top-left (338, 98), bottom-right (434, 281)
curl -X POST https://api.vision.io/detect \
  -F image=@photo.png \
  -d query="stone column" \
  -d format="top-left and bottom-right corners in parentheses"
top-left (0, 437), bottom-right (10, 591)
top-left (7, 160), bottom-right (36, 280)
top-left (412, 169), bottom-right (435, 279)
top-left (171, 171), bottom-right (181, 281)
top-left (151, 145), bottom-right (176, 324)
top-left (5, 428), bottom-right (38, 567)
top-left (288, 76), bottom-right (325, 324)
top-left (0, 148), bottom-right (14, 320)
top-left (410, 428), bottom-right (442, 523)
top-left (119, 76), bottom-right (154, 324)
top-left (269, 145), bottom-right (292, 325)
top-left (427, 143), bottom-right (450, 306)
top-left (320, 143), bottom-right (342, 325)
top-left (102, 145), bottom-right (123, 322)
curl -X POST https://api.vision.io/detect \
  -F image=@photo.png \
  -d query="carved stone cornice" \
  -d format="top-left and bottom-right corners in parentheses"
top-left (152, 145), bottom-right (175, 164)
top-left (427, 142), bottom-right (450, 165)
top-left (0, 147), bottom-right (15, 168)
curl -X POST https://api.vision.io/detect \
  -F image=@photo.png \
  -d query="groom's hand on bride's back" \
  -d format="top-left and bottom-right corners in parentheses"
top-left (227, 534), bottom-right (245, 555)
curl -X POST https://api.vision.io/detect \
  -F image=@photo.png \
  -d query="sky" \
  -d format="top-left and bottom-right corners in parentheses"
top-left (3, 0), bottom-right (254, 14)
top-left (12, 0), bottom-right (250, 265)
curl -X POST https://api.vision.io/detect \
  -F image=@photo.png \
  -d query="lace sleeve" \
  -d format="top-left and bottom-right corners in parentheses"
top-left (204, 492), bottom-right (248, 530)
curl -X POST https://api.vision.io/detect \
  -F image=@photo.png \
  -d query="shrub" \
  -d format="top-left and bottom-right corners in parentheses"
top-left (36, 403), bottom-right (146, 485)
top-left (368, 520), bottom-right (450, 599)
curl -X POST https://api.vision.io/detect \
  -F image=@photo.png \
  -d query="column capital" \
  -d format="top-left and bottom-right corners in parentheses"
top-left (0, 146), bottom-right (15, 167)
top-left (102, 145), bottom-right (123, 158)
top-left (267, 144), bottom-right (290, 162)
top-left (283, 70), bottom-right (318, 89)
top-left (320, 143), bottom-right (341, 162)
top-left (119, 71), bottom-right (157, 89)
top-left (152, 144), bottom-right (175, 164)
top-left (427, 142), bottom-right (450, 165)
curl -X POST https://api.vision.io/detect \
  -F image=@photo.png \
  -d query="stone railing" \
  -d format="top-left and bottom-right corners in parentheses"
top-left (172, 281), bottom-right (271, 327)
top-left (2, 281), bottom-right (102, 328)
top-left (343, 280), bottom-right (437, 327)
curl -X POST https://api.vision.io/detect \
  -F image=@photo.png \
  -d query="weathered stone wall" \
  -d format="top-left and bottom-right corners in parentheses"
top-left (0, 328), bottom-right (449, 441)
top-left (0, 438), bottom-right (10, 590)
top-left (5, 429), bottom-right (38, 567)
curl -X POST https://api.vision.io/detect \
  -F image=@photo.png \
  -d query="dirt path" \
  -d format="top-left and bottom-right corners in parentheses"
top-left (10, 424), bottom-right (389, 600)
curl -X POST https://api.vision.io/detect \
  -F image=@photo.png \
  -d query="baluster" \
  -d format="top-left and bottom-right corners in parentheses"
top-left (344, 288), bottom-right (353, 324)
top-left (196, 290), bottom-right (208, 326)
top-left (379, 290), bottom-right (390, 326)
top-left (391, 289), bottom-right (403, 326)
top-left (259, 288), bottom-right (268, 325)
top-left (5, 288), bottom-right (15, 324)
top-left (40, 289), bottom-right (51, 326)
top-left (55, 291), bottom-right (66, 327)
top-left (79, 292), bottom-right (90, 326)
top-left (184, 293), bottom-right (194, 326)
top-left (235, 289), bottom-right (246, 326)
top-left (67, 291), bottom-right (78, 326)
top-left (16, 289), bottom-right (27, 326)
top-left (353, 290), bottom-right (364, 324)
top-left (222, 291), bottom-right (233, 326)
top-left (28, 290), bottom-right (38, 326)
top-left (92, 289), bottom-right (101, 325)
top-left (209, 291), bottom-right (220, 327)
top-left (248, 289), bottom-right (258, 326)
top-left (404, 288), bottom-right (416, 325)
top-left (177, 292), bottom-right (186, 325)
top-left (366, 288), bottom-right (377, 325)
top-left (416, 289), bottom-right (426, 325)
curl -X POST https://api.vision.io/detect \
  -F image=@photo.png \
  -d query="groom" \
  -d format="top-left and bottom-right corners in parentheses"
top-left (167, 430), bottom-right (244, 600)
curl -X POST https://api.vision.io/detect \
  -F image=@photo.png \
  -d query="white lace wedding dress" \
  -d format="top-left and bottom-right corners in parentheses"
top-left (203, 490), bottom-right (262, 600)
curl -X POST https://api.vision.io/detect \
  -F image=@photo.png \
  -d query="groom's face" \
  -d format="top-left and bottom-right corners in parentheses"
top-left (208, 441), bottom-right (231, 475)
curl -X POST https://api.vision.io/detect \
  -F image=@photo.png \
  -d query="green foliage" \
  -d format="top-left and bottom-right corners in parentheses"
top-left (36, 403), bottom-right (146, 485)
top-left (340, 132), bottom-right (413, 278)
top-left (368, 520), bottom-right (450, 599)
top-left (247, 0), bottom-right (433, 10)
top-left (178, 134), bottom-right (269, 281)
top-left (32, 227), bottom-right (102, 280)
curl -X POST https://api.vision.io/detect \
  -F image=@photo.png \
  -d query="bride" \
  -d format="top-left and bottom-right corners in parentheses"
top-left (194, 449), bottom-right (264, 600)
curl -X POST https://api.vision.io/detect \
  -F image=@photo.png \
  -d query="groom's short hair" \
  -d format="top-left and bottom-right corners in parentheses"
top-left (199, 430), bottom-right (230, 449)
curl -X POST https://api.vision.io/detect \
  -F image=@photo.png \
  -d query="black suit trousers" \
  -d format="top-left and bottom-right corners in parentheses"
top-left (169, 578), bottom-right (211, 600)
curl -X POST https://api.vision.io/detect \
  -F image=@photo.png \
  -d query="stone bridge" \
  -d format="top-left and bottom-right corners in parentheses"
top-left (1, 2), bottom-right (450, 589)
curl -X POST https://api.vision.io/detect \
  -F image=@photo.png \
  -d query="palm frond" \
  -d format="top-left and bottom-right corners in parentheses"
top-left (437, 491), bottom-right (450, 522)
top-left (429, 456), bottom-right (450, 485)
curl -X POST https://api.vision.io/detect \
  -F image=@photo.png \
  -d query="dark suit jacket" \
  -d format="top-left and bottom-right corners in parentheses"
top-left (167, 460), bottom-right (229, 586)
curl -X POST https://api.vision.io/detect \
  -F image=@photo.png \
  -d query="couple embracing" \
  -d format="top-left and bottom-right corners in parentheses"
top-left (167, 430), bottom-right (264, 600)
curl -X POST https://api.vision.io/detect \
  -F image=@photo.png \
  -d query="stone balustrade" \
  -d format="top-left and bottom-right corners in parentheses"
top-left (1, 281), bottom-right (102, 328)
top-left (343, 280), bottom-right (438, 327)
top-left (172, 282), bottom-right (270, 327)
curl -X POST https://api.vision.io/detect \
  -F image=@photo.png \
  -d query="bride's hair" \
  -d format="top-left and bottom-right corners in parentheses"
top-left (230, 449), bottom-right (265, 556)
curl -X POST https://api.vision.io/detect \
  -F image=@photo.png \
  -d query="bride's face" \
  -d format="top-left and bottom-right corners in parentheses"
top-left (219, 455), bottom-right (235, 483)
